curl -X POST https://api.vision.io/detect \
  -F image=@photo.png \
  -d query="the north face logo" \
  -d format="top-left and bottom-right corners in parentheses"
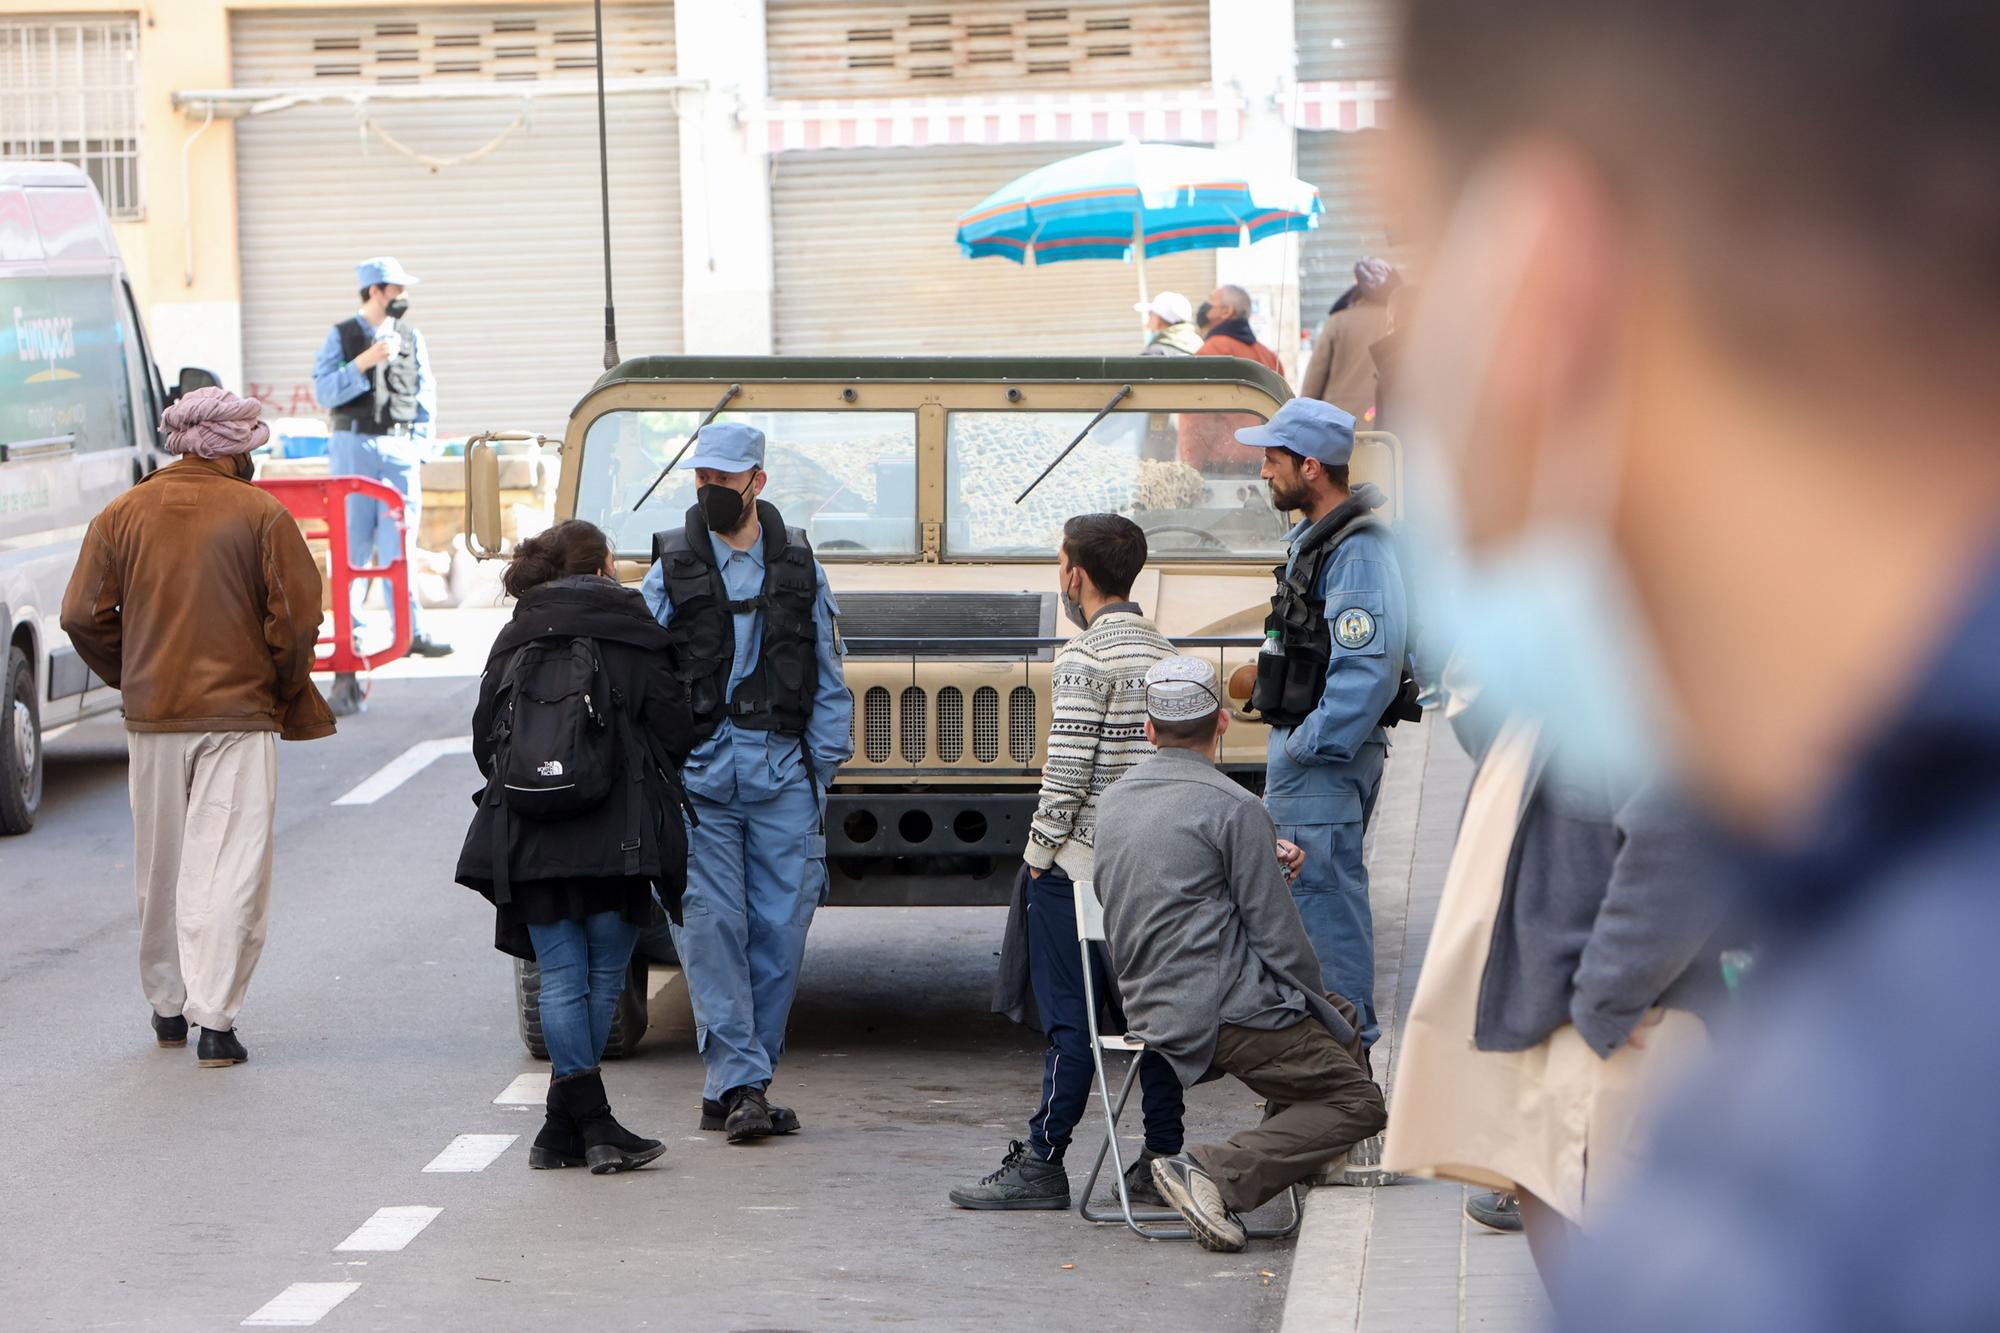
top-left (537, 759), bottom-right (565, 778)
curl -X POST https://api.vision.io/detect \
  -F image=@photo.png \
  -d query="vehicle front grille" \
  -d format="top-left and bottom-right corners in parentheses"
top-left (937, 686), bottom-right (965, 763)
top-left (973, 686), bottom-right (1000, 762)
top-left (863, 686), bottom-right (892, 762)
top-left (836, 592), bottom-right (1052, 657)
top-left (900, 686), bottom-right (928, 763)
top-left (1009, 687), bottom-right (1037, 764)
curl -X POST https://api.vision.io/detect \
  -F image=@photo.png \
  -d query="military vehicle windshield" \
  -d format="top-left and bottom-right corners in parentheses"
top-left (946, 408), bottom-right (1291, 560)
top-left (577, 409), bottom-right (921, 556)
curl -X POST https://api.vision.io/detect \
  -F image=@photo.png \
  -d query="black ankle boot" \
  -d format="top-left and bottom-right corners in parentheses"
top-left (530, 1088), bottom-right (586, 1170)
top-left (551, 1069), bottom-right (664, 1174)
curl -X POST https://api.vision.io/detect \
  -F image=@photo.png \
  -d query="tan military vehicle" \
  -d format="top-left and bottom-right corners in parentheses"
top-left (466, 355), bottom-right (1400, 1054)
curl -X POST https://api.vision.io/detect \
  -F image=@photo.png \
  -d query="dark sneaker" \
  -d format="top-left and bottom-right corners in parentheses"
top-left (408, 634), bottom-right (454, 659)
top-left (151, 1012), bottom-right (188, 1048)
top-left (703, 1097), bottom-right (799, 1135)
top-left (196, 1027), bottom-right (248, 1068)
top-left (328, 673), bottom-right (366, 716)
top-left (1151, 1154), bottom-right (1246, 1252)
top-left (1466, 1191), bottom-right (1523, 1233)
top-left (1122, 1151), bottom-right (1170, 1209)
top-left (949, 1140), bottom-right (1071, 1211)
top-left (723, 1086), bottom-right (775, 1144)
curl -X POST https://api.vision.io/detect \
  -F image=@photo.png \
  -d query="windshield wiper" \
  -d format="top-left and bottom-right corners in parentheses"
top-left (1013, 383), bottom-right (1133, 505)
top-left (630, 382), bottom-right (742, 510)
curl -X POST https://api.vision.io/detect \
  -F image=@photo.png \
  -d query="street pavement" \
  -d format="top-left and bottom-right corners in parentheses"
top-left (0, 608), bottom-right (1549, 1331)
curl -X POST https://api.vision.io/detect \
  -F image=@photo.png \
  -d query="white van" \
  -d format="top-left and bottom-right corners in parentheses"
top-left (1, 162), bottom-right (218, 834)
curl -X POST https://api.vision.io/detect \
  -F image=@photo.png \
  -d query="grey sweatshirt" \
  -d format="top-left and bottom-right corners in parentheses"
top-left (1095, 745), bottom-right (1357, 1087)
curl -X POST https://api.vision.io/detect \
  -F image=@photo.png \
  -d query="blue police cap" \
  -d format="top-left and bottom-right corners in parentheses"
top-left (355, 256), bottom-right (421, 288)
top-left (684, 422), bottom-right (765, 475)
top-left (1235, 397), bottom-right (1356, 467)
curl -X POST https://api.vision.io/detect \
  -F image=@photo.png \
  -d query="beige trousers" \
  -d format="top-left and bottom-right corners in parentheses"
top-left (128, 730), bottom-right (279, 1031)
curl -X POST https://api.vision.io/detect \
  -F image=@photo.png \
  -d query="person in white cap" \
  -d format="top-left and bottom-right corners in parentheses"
top-left (311, 256), bottom-right (451, 708)
top-left (1134, 291), bottom-right (1202, 356)
top-left (1094, 655), bottom-right (1384, 1253)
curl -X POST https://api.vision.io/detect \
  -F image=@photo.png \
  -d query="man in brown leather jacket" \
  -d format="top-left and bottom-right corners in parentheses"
top-left (60, 387), bottom-right (334, 1068)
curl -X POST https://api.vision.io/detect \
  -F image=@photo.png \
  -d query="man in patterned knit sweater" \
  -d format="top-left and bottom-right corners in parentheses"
top-left (951, 514), bottom-right (1184, 1211)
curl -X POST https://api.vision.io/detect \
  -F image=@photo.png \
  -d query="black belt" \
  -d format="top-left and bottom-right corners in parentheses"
top-left (329, 415), bottom-right (412, 437)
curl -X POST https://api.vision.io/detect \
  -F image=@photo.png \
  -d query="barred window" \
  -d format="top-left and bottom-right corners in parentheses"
top-left (0, 18), bottom-right (144, 220)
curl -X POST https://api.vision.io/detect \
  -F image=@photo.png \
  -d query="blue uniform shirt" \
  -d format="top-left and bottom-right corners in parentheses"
top-left (312, 312), bottom-right (437, 438)
top-left (641, 527), bottom-right (854, 805)
top-left (1276, 517), bottom-right (1407, 767)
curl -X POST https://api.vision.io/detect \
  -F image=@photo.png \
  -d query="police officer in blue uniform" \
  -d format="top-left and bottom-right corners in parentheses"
top-left (642, 423), bottom-right (854, 1142)
top-left (312, 257), bottom-right (452, 714)
top-left (1240, 398), bottom-right (1410, 1048)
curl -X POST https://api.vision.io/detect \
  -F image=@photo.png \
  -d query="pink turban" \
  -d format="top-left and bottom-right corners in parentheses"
top-left (161, 386), bottom-right (270, 460)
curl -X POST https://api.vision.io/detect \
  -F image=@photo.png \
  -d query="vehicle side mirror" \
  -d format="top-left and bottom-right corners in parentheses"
top-left (167, 366), bottom-right (223, 406)
top-left (465, 435), bottom-right (505, 560)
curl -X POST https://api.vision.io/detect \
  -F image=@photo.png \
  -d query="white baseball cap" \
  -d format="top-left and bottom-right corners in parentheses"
top-left (1133, 291), bottom-right (1194, 326)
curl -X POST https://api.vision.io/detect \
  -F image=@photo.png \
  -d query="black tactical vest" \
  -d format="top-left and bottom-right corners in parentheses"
top-left (1252, 489), bottom-right (1420, 732)
top-left (334, 316), bottom-right (422, 435)
top-left (652, 500), bottom-right (820, 748)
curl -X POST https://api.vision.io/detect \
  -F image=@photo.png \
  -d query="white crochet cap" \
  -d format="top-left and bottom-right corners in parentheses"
top-left (1145, 655), bottom-right (1221, 722)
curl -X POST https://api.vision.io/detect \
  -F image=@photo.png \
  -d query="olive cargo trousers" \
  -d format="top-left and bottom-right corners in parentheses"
top-left (128, 730), bottom-right (278, 1032)
top-left (1187, 998), bottom-right (1388, 1215)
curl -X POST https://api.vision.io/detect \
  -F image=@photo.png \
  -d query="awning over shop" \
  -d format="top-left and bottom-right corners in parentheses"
top-left (170, 76), bottom-right (698, 121)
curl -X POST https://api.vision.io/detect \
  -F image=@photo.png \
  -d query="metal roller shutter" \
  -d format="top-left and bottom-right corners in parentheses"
top-left (1295, 0), bottom-right (1398, 83)
top-left (765, 0), bottom-right (1211, 99)
top-left (771, 144), bottom-right (1215, 357)
top-left (1295, 128), bottom-right (1390, 324)
top-left (231, 5), bottom-right (681, 438)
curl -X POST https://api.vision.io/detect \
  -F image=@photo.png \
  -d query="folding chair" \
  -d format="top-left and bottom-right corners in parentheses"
top-left (1072, 878), bottom-right (1303, 1242)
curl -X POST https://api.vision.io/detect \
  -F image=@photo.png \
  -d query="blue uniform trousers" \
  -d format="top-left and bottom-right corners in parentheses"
top-left (670, 782), bottom-right (826, 1101)
top-left (328, 429), bottom-right (423, 638)
top-left (1025, 865), bottom-right (1185, 1161)
top-left (1265, 737), bottom-right (1388, 1047)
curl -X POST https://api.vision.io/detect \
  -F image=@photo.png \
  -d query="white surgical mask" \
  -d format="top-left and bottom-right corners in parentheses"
top-left (1398, 165), bottom-right (1679, 790)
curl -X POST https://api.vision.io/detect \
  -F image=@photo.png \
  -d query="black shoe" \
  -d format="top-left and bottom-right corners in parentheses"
top-left (549, 1068), bottom-right (664, 1174)
top-left (328, 673), bottom-right (366, 717)
top-left (723, 1086), bottom-right (775, 1144)
top-left (529, 1099), bottom-right (586, 1170)
top-left (1466, 1191), bottom-right (1523, 1232)
top-left (948, 1140), bottom-right (1071, 1211)
top-left (151, 1012), bottom-right (188, 1048)
top-left (1151, 1154), bottom-right (1246, 1252)
top-left (408, 633), bottom-right (454, 659)
top-left (1122, 1150), bottom-right (1171, 1209)
top-left (702, 1096), bottom-right (800, 1135)
top-left (196, 1027), bottom-right (248, 1068)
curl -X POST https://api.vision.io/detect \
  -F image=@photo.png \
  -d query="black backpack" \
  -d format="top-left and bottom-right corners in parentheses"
top-left (483, 636), bottom-right (644, 903)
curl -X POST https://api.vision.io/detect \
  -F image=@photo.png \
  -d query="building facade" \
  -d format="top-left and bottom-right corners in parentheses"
top-left (0, 0), bottom-right (1394, 436)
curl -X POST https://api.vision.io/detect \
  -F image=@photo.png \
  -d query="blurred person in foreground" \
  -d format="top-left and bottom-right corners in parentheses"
top-left (60, 388), bottom-right (335, 1068)
top-left (1383, 677), bottom-right (1728, 1285)
top-left (1390, 1), bottom-right (2000, 1327)
top-left (1096, 656), bottom-right (1383, 1253)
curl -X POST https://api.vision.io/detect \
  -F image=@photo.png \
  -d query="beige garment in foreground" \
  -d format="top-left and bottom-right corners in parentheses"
top-left (128, 730), bottom-right (279, 1031)
top-left (1381, 720), bottom-right (1707, 1224)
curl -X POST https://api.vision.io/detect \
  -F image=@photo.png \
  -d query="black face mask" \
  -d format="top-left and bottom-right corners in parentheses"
top-left (698, 479), bottom-right (754, 532)
top-left (385, 297), bottom-right (410, 319)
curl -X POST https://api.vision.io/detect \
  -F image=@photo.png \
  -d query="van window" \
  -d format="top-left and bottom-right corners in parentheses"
top-left (25, 188), bottom-right (110, 261)
top-left (2, 274), bottom-right (135, 455)
top-left (0, 189), bottom-right (40, 262)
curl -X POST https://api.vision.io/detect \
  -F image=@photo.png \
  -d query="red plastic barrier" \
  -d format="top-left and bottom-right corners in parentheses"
top-left (257, 475), bottom-right (413, 675)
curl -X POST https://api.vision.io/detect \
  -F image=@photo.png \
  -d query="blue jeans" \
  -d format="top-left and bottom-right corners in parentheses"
top-left (327, 429), bottom-right (423, 638)
top-left (527, 912), bottom-right (641, 1078)
top-left (1026, 865), bottom-right (1185, 1162)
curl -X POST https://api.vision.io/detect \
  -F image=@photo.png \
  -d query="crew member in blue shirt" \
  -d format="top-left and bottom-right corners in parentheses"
top-left (312, 257), bottom-right (452, 703)
top-left (1238, 398), bottom-right (1408, 1049)
top-left (641, 423), bottom-right (854, 1142)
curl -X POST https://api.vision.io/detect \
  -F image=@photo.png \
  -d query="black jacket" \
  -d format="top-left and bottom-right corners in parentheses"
top-left (454, 577), bottom-right (696, 945)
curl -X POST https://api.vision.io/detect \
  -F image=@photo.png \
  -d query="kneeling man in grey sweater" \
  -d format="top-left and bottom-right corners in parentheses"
top-left (1095, 656), bottom-right (1387, 1251)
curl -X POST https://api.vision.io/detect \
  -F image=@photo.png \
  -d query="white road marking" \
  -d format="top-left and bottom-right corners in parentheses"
top-left (332, 736), bottom-right (472, 806)
top-left (334, 1205), bottom-right (443, 1253)
top-left (495, 1072), bottom-right (550, 1105)
top-left (242, 1282), bottom-right (361, 1327)
top-left (422, 1134), bottom-right (517, 1173)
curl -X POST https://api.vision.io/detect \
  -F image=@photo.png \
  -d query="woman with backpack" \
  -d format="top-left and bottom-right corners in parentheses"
top-left (455, 520), bottom-right (695, 1174)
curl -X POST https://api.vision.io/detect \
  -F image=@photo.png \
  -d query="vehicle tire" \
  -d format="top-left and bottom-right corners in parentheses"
top-left (635, 919), bottom-right (678, 965)
top-left (1, 646), bottom-right (43, 836)
top-left (514, 953), bottom-right (650, 1061)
